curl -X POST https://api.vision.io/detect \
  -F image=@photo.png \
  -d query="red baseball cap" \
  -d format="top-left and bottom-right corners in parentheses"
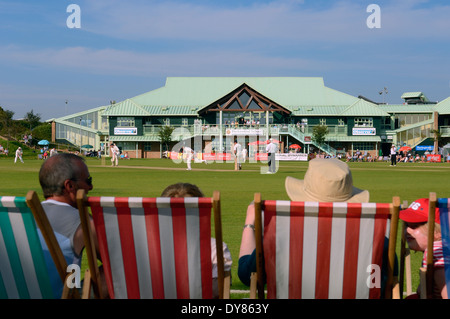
top-left (399, 198), bottom-right (440, 224)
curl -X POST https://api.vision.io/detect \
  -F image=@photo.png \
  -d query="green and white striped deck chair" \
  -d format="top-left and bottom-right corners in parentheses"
top-left (0, 190), bottom-right (78, 299)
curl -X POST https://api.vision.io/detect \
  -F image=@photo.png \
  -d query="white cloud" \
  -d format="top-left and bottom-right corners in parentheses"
top-left (0, 44), bottom-right (324, 77)
top-left (79, 0), bottom-right (450, 43)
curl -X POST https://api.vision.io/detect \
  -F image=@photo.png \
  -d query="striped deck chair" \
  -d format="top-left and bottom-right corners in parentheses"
top-left (76, 189), bottom-right (229, 299)
top-left (253, 193), bottom-right (400, 299)
top-left (419, 193), bottom-right (450, 299)
top-left (0, 191), bottom-right (78, 299)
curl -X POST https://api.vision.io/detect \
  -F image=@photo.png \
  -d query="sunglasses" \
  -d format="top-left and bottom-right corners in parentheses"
top-left (71, 176), bottom-right (93, 186)
top-left (404, 222), bottom-right (425, 230)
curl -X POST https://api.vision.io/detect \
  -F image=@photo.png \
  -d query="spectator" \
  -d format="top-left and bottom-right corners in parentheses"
top-left (38, 153), bottom-right (107, 297)
top-left (400, 198), bottom-right (447, 299)
top-left (239, 159), bottom-right (372, 286)
top-left (161, 182), bottom-right (232, 298)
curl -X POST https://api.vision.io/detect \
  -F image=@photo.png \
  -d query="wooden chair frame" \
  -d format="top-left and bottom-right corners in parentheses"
top-left (416, 192), bottom-right (437, 299)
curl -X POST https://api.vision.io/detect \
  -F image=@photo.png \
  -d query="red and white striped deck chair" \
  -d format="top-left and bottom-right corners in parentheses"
top-left (253, 193), bottom-right (400, 299)
top-left (76, 189), bottom-right (228, 299)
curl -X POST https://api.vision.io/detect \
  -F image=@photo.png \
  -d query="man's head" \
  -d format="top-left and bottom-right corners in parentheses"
top-left (39, 153), bottom-right (93, 205)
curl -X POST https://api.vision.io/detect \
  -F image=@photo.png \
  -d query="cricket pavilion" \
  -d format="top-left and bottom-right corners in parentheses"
top-left (48, 77), bottom-right (450, 160)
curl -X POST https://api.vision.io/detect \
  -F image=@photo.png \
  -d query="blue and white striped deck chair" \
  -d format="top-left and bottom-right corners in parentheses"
top-left (438, 197), bottom-right (450, 298)
top-left (0, 191), bottom-right (77, 299)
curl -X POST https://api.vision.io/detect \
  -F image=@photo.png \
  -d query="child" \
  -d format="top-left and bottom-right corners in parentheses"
top-left (400, 198), bottom-right (448, 299)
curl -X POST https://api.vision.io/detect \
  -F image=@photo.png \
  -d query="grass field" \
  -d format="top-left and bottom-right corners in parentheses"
top-left (1, 154), bottom-right (449, 298)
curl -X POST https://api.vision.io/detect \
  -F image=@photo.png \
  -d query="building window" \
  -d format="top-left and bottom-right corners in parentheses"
top-left (354, 118), bottom-right (373, 127)
top-left (182, 118), bottom-right (189, 126)
top-left (117, 142), bottom-right (135, 151)
top-left (319, 118), bottom-right (326, 126)
top-left (164, 118), bottom-right (170, 126)
top-left (117, 117), bottom-right (135, 127)
top-left (353, 142), bottom-right (374, 151)
top-left (338, 118), bottom-right (345, 126)
top-left (144, 143), bottom-right (152, 151)
top-left (381, 117), bottom-right (391, 130)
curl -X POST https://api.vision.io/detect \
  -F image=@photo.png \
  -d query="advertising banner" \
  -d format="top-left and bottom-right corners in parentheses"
top-left (275, 153), bottom-right (308, 161)
top-left (203, 153), bottom-right (232, 161)
top-left (225, 128), bottom-right (264, 136)
top-left (352, 127), bottom-right (376, 135)
top-left (255, 153), bottom-right (268, 161)
top-left (416, 145), bottom-right (434, 151)
top-left (114, 127), bottom-right (137, 135)
top-left (426, 154), bottom-right (441, 162)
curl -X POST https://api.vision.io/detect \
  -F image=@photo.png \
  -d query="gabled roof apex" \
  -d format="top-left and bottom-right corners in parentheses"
top-left (341, 99), bottom-right (390, 116)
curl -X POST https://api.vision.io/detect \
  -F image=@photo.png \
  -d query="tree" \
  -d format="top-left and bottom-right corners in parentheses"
top-left (431, 129), bottom-right (442, 154)
top-left (0, 106), bottom-right (14, 135)
top-left (158, 126), bottom-right (175, 151)
top-left (32, 123), bottom-right (52, 142)
top-left (24, 109), bottom-right (42, 130)
top-left (312, 125), bottom-right (329, 146)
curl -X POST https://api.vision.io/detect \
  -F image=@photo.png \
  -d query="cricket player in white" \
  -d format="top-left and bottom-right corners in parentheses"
top-left (233, 140), bottom-right (242, 170)
top-left (15, 147), bottom-right (24, 163)
top-left (110, 143), bottom-right (120, 166)
top-left (183, 146), bottom-right (193, 170)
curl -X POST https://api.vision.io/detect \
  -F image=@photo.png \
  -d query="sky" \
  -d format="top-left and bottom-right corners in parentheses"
top-left (1, 0), bottom-right (450, 121)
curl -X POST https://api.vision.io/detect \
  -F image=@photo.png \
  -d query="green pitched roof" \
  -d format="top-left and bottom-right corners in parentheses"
top-left (103, 77), bottom-right (359, 116)
top-left (340, 99), bottom-right (390, 116)
top-left (434, 97), bottom-right (450, 115)
top-left (291, 105), bottom-right (348, 116)
top-left (107, 99), bottom-right (150, 116)
top-left (401, 92), bottom-right (425, 99)
top-left (376, 104), bottom-right (436, 113)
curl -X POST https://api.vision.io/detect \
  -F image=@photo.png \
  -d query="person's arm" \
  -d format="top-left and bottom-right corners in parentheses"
top-left (238, 203), bottom-right (257, 286)
top-left (239, 203), bottom-right (256, 258)
top-left (434, 268), bottom-right (448, 299)
top-left (73, 218), bottom-right (101, 260)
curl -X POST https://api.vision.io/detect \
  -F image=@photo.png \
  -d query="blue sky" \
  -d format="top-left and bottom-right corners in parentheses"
top-left (1, 0), bottom-right (450, 121)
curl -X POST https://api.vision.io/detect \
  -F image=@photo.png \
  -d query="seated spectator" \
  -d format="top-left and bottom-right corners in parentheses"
top-left (160, 182), bottom-right (232, 298)
top-left (38, 153), bottom-right (108, 298)
top-left (238, 158), bottom-right (396, 296)
top-left (400, 198), bottom-right (448, 299)
top-left (239, 159), bottom-right (369, 284)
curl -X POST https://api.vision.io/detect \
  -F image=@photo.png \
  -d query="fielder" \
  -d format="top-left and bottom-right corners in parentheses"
top-left (14, 147), bottom-right (24, 163)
